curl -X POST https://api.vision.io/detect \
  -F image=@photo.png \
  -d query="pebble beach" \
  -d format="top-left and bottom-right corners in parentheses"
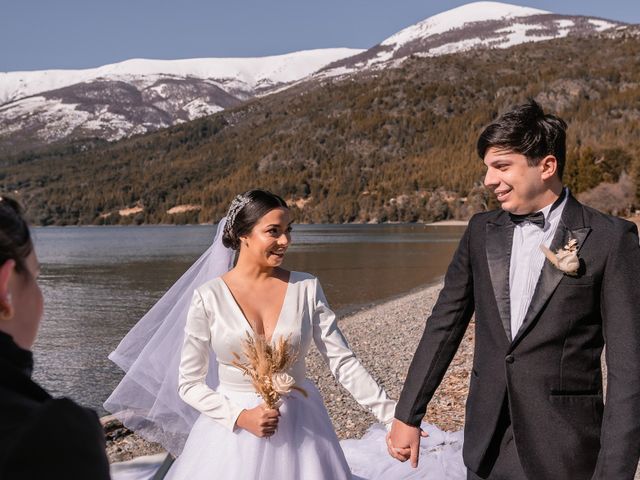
top-left (105, 280), bottom-right (640, 479)
top-left (308, 282), bottom-right (472, 438)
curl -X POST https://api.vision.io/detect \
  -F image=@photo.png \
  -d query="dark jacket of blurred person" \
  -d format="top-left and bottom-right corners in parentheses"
top-left (0, 331), bottom-right (111, 479)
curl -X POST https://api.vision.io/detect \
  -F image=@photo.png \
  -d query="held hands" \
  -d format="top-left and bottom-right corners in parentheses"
top-left (386, 419), bottom-right (428, 468)
top-left (236, 404), bottom-right (280, 438)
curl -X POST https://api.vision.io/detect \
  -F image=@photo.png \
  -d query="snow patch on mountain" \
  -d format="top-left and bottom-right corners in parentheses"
top-left (81, 112), bottom-right (141, 140)
top-left (317, 2), bottom-right (624, 78)
top-left (0, 48), bottom-right (364, 106)
top-left (494, 23), bottom-right (555, 47)
top-left (317, 1), bottom-right (555, 73)
top-left (556, 19), bottom-right (575, 29)
top-left (183, 100), bottom-right (224, 120)
top-left (588, 19), bottom-right (618, 31)
top-left (381, 1), bottom-right (549, 48)
top-left (0, 96), bottom-right (136, 143)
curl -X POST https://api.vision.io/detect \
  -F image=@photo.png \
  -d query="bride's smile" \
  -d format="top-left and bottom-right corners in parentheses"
top-left (238, 207), bottom-right (292, 267)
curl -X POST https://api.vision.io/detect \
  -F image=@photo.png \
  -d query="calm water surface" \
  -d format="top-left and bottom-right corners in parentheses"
top-left (31, 224), bottom-right (465, 414)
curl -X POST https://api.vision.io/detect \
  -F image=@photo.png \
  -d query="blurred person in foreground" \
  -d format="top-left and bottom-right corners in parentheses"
top-left (0, 196), bottom-right (111, 479)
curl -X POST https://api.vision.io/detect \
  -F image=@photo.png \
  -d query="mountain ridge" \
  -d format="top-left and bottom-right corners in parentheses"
top-left (2, 31), bottom-right (639, 226)
top-left (0, 1), bottom-right (626, 154)
top-left (0, 48), bottom-right (364, 105)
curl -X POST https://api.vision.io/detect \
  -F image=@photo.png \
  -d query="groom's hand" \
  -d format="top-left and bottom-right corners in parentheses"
top-left (386, 419), bottom-right (427, 468)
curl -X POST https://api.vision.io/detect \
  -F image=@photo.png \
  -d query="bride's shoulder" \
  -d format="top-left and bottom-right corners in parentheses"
top-left (194, 276), bottom-right (225, 297)
top-left (289, 271), bottom-right (322, 295)
top-left (289, 270), bottom-right (317, 283)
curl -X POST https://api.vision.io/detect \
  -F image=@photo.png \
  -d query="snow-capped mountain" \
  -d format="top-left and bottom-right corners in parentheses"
top-left (0, 49), bottom-right (365, 106)
top-left (319, 1), bottom-right (621, 75)
top-left (0, 49), bottom-right (363, 148)
top-left (0, 1), bottom-right (626, 153)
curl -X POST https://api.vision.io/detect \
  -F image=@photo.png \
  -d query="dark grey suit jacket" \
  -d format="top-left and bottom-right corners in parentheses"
top-left (395, 194), bottom-right (640, 479)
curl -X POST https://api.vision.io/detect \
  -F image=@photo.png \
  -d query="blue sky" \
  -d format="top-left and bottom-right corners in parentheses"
top-left (1, 0), bottom-right (638, 72)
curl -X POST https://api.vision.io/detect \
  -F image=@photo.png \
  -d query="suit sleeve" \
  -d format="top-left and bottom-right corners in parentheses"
top-left (178, 290), bottom-right (244, 431)
top-left (592, 220), bottom-right (640, 479)
top-left (395, 218), bottom-right (476, 426)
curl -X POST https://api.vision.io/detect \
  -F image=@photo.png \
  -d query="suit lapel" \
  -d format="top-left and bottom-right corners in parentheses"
top-left (486, 213), bottom-right (515, 341)
top-left (511, 194), bottom-right (591, 347)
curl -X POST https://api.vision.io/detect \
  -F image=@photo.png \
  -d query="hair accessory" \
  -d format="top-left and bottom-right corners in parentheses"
top-left (223, 194), bottom-right (251, 240)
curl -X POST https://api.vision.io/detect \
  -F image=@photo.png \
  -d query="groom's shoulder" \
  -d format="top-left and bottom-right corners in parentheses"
top-left (579, 202), bottom-right (639, 236)
top-left (468, 209), bottom-right (505, 228)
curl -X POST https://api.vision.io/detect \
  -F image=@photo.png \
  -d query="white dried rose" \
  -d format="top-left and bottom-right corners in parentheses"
top-left (554, 249), bottom-right (580, 275)
top-left (540, 238), bottom-right (580, 276)
top-left (272, 372), bottom-right (295, 395)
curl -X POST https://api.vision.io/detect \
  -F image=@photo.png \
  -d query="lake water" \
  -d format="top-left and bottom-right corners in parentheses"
top-left (31, 223), bottom-right (465, 414)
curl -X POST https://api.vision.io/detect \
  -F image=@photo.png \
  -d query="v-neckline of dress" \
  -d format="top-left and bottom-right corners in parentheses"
top-left (218, 272), bottom-right (293, 344)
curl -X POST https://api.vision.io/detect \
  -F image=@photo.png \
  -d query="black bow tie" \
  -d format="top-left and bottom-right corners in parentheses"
top-left (509, 211), bottom-right (545, 228)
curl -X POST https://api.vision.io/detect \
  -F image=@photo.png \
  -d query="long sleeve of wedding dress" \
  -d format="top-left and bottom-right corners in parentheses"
top-left (178, 290), bottom-right (244, 431)
top-left (311, 278), bottom-right (396, 425)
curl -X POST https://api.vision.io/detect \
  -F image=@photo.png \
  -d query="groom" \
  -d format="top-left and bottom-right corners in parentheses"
top-left (388, 100), bottom-right (640, 479)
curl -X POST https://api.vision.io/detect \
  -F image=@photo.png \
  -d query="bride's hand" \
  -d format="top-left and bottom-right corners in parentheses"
top-left (235, 404), bottom-right (280, 438)
top-left (386, 419), bottom-right (428, 468)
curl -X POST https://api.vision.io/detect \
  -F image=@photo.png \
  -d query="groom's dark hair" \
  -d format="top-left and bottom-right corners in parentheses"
top-left (477, 99), bottom-right (568, 179)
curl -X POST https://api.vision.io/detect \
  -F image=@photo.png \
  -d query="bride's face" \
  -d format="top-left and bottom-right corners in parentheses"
top-left (239, 207), bottom-right (292, 267)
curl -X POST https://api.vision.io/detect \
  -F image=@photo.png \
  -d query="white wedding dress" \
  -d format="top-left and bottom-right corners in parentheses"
top-left (111, 270), bottom-right (466, 480)
top-left (165, 271), bottom-right (396, 479)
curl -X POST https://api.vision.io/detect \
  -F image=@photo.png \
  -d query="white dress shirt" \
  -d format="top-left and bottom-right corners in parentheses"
top-left (509, 190), bottom-right (568, 340)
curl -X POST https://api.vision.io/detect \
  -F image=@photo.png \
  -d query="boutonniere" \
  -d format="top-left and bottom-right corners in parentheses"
top-left (540, 238), bottom-right (580, 276)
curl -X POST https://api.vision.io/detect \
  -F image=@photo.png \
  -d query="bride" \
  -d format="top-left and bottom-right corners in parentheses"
top-left (106, 189), bottom-right (465, 479)
top-left (107, 190), bottom-right (395, 479)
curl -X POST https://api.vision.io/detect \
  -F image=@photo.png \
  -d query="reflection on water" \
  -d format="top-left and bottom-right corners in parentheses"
top-left (31, 224), bottom-right (464, 414)
top-left (285, 225), bottom-right (461, 310)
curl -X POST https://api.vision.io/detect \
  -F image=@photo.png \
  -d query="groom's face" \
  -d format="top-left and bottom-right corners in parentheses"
top-left (483, 147), bottom-right (547, 214)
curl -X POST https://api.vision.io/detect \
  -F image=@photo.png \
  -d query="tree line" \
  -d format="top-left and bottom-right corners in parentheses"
top-left (2, 32), bottom-right (639, 225)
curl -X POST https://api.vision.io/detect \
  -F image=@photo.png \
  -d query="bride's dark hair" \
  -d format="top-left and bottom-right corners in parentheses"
top-left (0, 196), bottom-right (33, 273)
top-left (222, 190), bottom-right (288, 250)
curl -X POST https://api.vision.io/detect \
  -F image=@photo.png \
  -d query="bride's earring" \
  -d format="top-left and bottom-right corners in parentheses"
top-left (0, 293), bottom-right (12, 320)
